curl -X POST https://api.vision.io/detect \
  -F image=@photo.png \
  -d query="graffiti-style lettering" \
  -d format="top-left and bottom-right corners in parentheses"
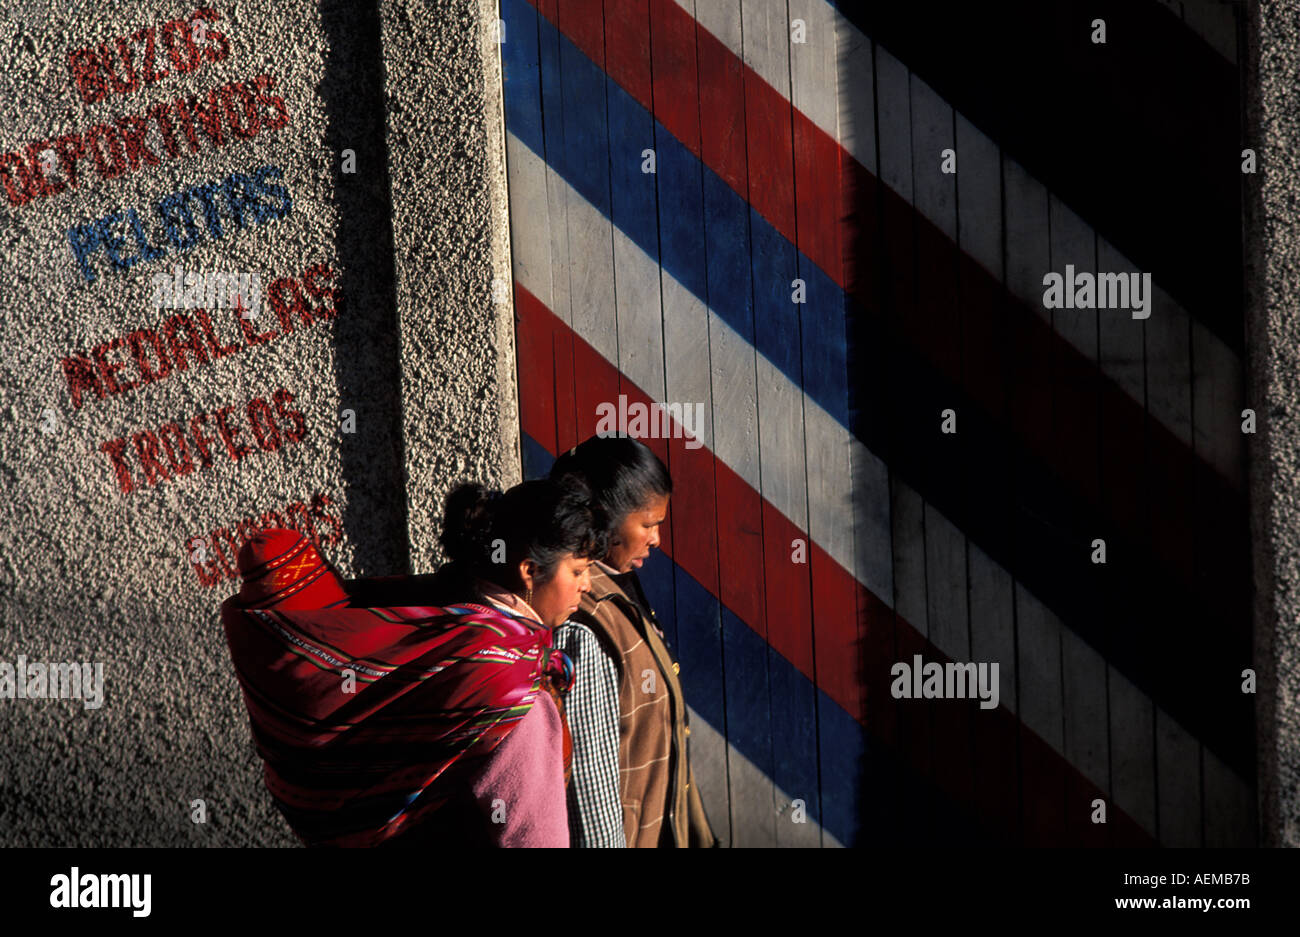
top-left (67, 163), bottom-right (294, 283)
top-left (96, 387), bottom-right (310, 496)
top-left (7, 73), bottom-right (291, 210)
top-left (59, 260), bottom-right (338, 409)
top-left (67, 8), bottom-right (234, 105)
top-left (185, 490), bottom-right (345, 588)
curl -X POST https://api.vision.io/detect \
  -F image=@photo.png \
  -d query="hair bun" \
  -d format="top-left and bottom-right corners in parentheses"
top-left (440, 482), bottom-right (500, 563)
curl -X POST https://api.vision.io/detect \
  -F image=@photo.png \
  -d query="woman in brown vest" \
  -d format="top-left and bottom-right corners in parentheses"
top-left (551, 436), bottom-right (718, 848)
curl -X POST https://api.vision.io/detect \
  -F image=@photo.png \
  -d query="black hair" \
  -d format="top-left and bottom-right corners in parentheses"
top-left (439, 477), bottom-right (608, 588)
top-left (549, 435), bottom-right (673, 530)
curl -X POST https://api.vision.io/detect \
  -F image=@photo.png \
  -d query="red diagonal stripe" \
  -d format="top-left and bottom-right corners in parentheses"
top-left (523, 0), bottom-right (1249, 647)
top-left (513, 279), bottom-right (1154, 846)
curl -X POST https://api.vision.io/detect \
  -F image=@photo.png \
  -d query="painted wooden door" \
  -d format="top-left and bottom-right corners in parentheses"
top-left (500, 0), bottom-right (1252, 847)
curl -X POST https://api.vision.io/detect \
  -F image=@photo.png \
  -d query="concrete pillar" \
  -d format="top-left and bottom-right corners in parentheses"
top-left (1244, 0), bottom-right (1300, 848)
top-left (379, 0), bottom-right (522, 572)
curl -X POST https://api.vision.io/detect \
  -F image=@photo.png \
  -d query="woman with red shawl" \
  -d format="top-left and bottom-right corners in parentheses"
top-left (220, 477), bottom-right (606, 847)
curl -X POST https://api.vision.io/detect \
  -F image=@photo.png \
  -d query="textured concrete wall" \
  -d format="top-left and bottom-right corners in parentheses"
top-left (1245, 0), bottom-right (1300, 848)
top-left (0, 0), bottom-right (515, 845)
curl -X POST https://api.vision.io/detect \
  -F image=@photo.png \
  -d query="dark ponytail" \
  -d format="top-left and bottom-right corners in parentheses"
top-left (439, 483), bottom-right (499, 566)
top-left (549, 435), bottom-right (672, 530)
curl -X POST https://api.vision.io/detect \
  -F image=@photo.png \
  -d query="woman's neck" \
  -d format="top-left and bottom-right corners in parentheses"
top-left (473, 576), bottom-right (544, 625)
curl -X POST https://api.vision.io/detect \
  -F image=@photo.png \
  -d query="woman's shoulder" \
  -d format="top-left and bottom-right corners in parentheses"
top-left (555, 617), bottom-right (619, 655)
top-left (343, 562), bottom-right (475, 609)
top-left (569, 590), bottom-right (645, 663)
top-left (571, 584), bottom-right (626, 630)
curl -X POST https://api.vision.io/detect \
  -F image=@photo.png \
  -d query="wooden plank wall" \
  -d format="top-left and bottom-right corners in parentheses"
top-left (499, 0), bottom-right (1255, 846)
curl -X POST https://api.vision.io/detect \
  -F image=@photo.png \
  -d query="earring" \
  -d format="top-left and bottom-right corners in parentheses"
top-left (525, 588), bottom-right (533, 606)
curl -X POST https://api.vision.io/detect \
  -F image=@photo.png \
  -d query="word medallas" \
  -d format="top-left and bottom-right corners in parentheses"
top-left (67, 163), bottom-right (292, 283)
top-left (60, 261), bottom-right (339, 410)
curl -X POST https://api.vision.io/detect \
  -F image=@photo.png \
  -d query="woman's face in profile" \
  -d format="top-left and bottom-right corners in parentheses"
top-left (608, 494), bottom-right (669, 573)
top-left (529, 554), bottom-right (595, 628)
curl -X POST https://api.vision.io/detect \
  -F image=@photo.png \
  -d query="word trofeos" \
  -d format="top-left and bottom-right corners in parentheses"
top-left (1042, 265), bottom-right (1152, 319)
top-left (67, 163), bottom-right (292, 283)
top-left (98, 387), bottom-right (307, 496)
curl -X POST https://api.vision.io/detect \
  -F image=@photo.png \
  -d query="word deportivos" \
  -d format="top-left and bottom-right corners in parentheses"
top-left (3, 69), bottom-right (288, 209)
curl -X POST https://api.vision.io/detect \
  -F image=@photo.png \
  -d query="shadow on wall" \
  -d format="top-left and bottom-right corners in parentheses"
top-left (0, 591), bottom-right (298, 847)
top-left (318, 0), bottom-right (410, 578)
top-left (840, 3), bottom-right (1252, 846)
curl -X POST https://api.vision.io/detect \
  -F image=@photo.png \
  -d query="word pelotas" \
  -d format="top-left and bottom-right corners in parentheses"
top-left (67, 163), bottom-right (293, 283)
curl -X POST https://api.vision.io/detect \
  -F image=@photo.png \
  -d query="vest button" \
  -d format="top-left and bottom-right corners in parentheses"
top-left (672, 662), bottom-right (680, 675)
